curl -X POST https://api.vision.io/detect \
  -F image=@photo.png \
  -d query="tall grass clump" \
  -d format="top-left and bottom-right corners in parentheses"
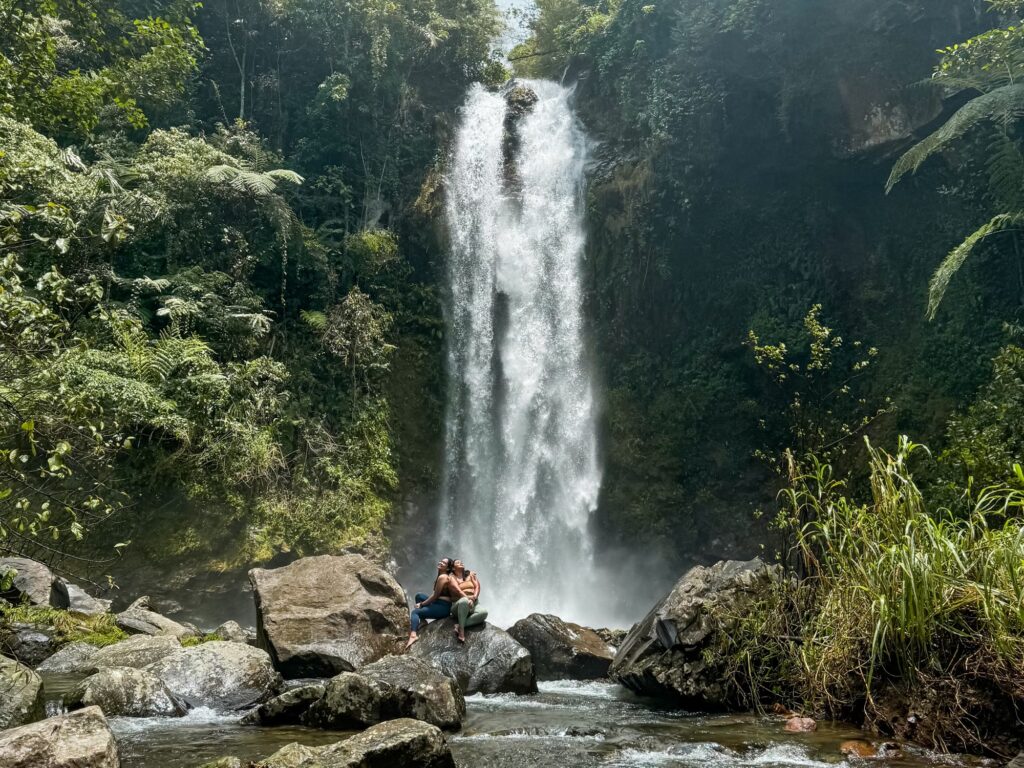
top-left (729, 437), bottom-right (1024, 751)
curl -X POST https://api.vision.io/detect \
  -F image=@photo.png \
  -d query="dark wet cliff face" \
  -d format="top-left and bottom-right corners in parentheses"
top-left (565, 0), bottom-right (1004, 574)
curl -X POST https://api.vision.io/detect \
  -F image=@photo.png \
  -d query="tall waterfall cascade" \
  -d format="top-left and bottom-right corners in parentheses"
top-left (440, 81), bottom-right (603, 627)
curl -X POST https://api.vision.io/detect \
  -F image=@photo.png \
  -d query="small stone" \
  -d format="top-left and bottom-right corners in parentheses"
top-left (840, 739), bottom-right (877, 758)
top-left (784, 716), bottom-right (817, 733)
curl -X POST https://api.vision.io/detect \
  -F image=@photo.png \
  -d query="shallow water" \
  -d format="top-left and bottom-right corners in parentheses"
top-left (40, 676), bottom-right (975, 768)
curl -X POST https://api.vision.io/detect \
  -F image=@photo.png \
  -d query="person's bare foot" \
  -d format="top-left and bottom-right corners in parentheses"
top-left (404, 634), bottom-right (419, 651)
top-left (456, 629), bottom-right (466, 643)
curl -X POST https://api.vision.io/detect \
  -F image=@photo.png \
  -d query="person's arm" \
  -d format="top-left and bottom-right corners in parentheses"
top-left (471, 574), bottom-right (481, 605)
top-left (447, 579), bottom-right (468, 601)
top-left (418, 575), bottom-right (448, 608)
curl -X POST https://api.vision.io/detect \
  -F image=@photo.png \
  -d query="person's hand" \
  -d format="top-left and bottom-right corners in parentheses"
top-left (415, 602), bottom-right (422, 609)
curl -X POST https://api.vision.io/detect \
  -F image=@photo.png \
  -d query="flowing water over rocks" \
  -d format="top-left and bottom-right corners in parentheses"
top-left (40, 675), bottom-right (978, 768)
top-left (439, 81), bottom-right (604, 628)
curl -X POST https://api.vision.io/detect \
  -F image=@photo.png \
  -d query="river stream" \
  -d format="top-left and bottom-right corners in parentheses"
top-left (41, 673), bottom-right (979, 768)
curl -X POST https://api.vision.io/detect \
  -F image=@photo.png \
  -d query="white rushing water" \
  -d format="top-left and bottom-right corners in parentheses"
top-left (440, 81), bottom-right (603, 627)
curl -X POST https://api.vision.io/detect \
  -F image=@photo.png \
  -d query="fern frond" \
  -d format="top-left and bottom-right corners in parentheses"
top-left (986, 130), bottom-right (1024, 211)
top-left (928, 212), bottom-right (1024, 319)
top-left (300, 310), bottom-right (328, 330)
top-left (887, 84), bottom-right (1024, 193)
top-left (265, 169), bottom-right (304, 186)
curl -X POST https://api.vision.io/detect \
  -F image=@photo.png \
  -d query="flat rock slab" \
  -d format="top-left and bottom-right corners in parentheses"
top-left (145, 641), bottom-right (281, 710)
top-left (0, 557), bottom-right (69, 608)
top-left (37, 642), bottom-right (99, 675)
top-left (508, 613), bottom-right (615, 681)
top-left (0, 655), bottom-right (45, 729)
top-left (0, 706), bottom-right (119, 768)
top-left (69, 667), bottom-right (188, 717)
top-left (92, 634), bottom-right (183, 671)
top-left (116, 596), bottom-right (196, 639)
top-left (408, 620), bottom-right (536, 695)
top-left (249, 555), bottom-right (407, 678)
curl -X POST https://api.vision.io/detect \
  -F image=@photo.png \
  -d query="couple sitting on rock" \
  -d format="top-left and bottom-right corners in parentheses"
top-left (405, 557), bottom-right (487, 649)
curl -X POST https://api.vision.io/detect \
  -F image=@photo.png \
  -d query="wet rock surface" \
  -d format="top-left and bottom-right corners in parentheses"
top-left (249, 554), bottom-right (407, 679)
top-left (300, 718), bottom-right (455, 768)
top-left (508, 613), bottom-right (615, 681)
top-left (145, 641), bottom-right (282, 710)
top-left (303, 671), bottom-right (393, 729)
top-left (2, 622), bottom-right (59, 665)
top-left (358, 655), bottom-right (465, 730)
top-left (0, 706), bottom-right (119, 768)
top-left (408, 619), bottom-right (536, 695)
top-left (242, 684), bottom-right (325, 726)
top-left (609, 558), bottom-right (782, 708)
top-left (0, 655), bottom-right (45, 729)
top-left (69, 666), bottom-right (189, 717)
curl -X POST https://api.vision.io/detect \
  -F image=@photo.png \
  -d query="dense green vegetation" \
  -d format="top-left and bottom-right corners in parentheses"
top-left (509, 0), bottom-right (1024, 569)
top-left (0, 0), bottom-right (499, 581)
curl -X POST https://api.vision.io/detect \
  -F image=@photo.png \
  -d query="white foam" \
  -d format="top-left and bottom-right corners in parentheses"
top-left (108, 706), bottom-right (239, 735)
top-left (607, 744), bottom-right (850, 768)
top-left (538, 680), bottom-right (624, 699)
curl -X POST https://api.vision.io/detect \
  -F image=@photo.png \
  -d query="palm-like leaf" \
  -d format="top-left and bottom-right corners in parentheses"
top-left (887, 84), bottom-right (1024, 193)
top-left (927, 212), bottom-right (1024, 319)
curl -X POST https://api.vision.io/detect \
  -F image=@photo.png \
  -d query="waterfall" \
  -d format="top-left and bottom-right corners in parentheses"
top-left (440, 81), bottom-right (603, 627)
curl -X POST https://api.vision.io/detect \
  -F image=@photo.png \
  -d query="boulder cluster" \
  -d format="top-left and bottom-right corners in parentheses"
top-left (0, 552), bottom-right (789, 767)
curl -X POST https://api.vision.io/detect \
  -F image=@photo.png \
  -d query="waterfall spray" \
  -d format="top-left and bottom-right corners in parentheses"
top-left (440, 81), bottom-right (603, 627)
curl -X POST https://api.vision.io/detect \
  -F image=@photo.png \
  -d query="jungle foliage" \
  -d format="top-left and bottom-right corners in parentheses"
top-left (513, 0), bottom-right (1024, 568)
top-left (0, 0), bottom-right (498, 577)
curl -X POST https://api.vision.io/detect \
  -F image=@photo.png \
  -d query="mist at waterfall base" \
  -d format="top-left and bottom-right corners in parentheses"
top-left (431, 80), bottom-right (637, 630)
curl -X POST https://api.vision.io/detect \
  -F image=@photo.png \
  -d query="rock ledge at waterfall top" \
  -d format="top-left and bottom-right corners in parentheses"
top-left (609, 558), bottom-right (782, 709)
top-left (508, 613), bottom-right (615, 681)
top-left (249, 554), bottom-right (408, 678)
top-left (408, 619), bottom-right (536, 695)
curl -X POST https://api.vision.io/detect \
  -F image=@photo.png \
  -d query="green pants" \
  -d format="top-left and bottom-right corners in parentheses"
top-left (454, 597), bottom-right (488, 629)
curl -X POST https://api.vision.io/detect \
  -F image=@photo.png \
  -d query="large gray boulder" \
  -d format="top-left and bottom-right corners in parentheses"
top-left (609, 558), bottom-right (782, 708)
top-left (358, 655), bottom-right (464, 730)
top-left (408, 620), bottom-right (536, 695)
top-left (116, 595), bottom-right (197, 640)
top-left (300, 718), bottom-right (455, 768)
top-left (0, 655), bottom-right (45, 729)
top-left (508, 614), bottom-right (615, 681)
top-left (303, 672), bottom-right (393, 730)
top-left (0, 557), bottom-right (69, 608)
top-left (63, 583), bottom-right (112, 616)
top-left (145, 640), bottom-right (281, 710)
top-left (249, 554), bottom-right (407, 678)
top-left (92, 634), bottom-right (181, 671)
top-left (242, 683), bottom-right (325, 726)
top-left (0, 706), bottom-right (119, 768)
top-left (260, 743), bottom-right (321, 768)
top-left (68, 667), bottom-right (189, 717)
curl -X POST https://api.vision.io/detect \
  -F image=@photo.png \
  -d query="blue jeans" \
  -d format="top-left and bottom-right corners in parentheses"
top-left (410, 593), bottom-right (451, 632)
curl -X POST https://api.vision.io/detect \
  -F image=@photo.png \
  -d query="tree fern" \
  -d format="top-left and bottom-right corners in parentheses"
top-left (928, 213), bottom-right (1024, 319)
top-left (886, 83), bottom-right (1024, 193)
top-left (987, 130), bottom-right (1024, 211)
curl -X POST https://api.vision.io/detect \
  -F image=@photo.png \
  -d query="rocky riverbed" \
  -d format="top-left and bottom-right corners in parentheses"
top-left (0, 554), bottom-right (1012, 767)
